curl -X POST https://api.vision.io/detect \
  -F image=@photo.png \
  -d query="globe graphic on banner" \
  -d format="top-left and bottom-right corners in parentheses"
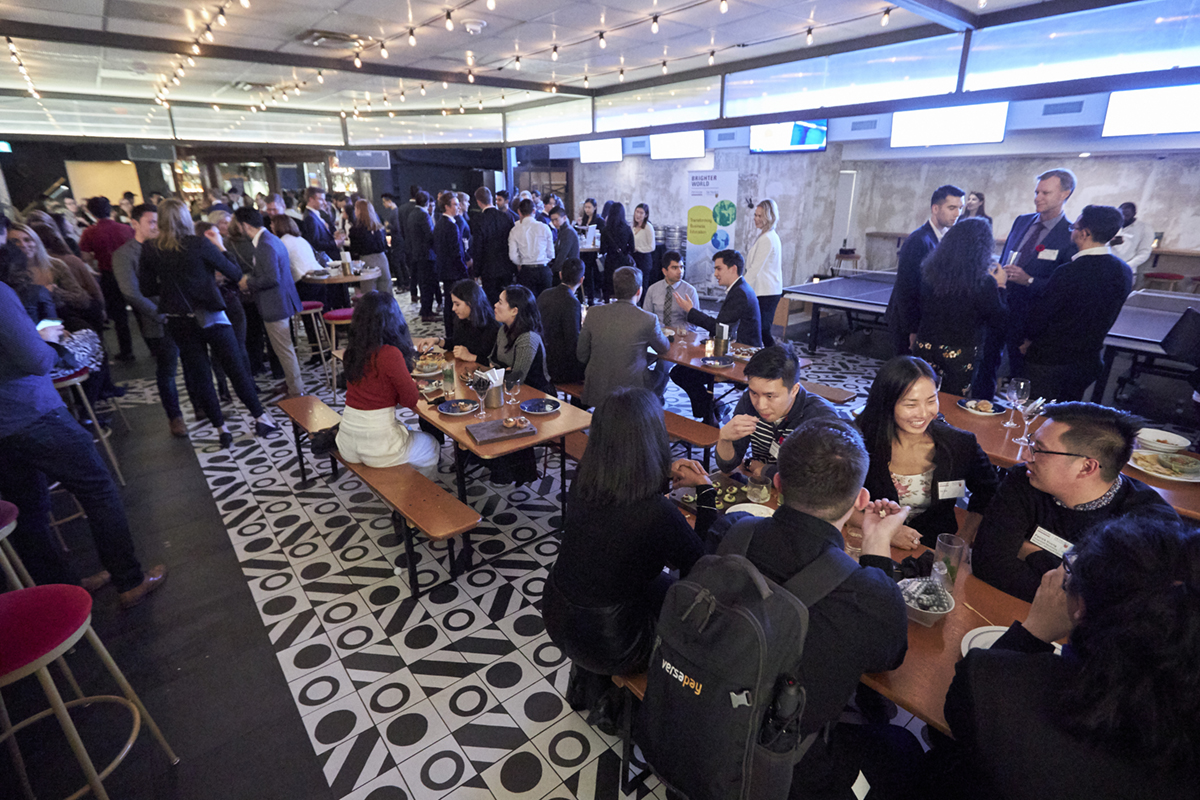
top-left (712, 199), bottom-right (737, 227)
top-left (710, 230), bottom-right (730, 249)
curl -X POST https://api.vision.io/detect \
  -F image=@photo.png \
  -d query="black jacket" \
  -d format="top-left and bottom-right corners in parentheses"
top-left (469, 207), bottom-right (516, 282)
top-left (686, 276), bottom-right (763, 346)
top-left (537, 283), bottom-right (586, 384)
top-left (299, 208), bottom-right (340, 261)
top-left (549, 225), bottom-right (580, 276)
top-left (348, 226), bottom-right (388, 258)
top-left (1024, 253), bottom-right (1132, 366)
top-left (433, 216), bottom-right (469, 282)
top-left (139, 236), bottom-right (242, 315)
top-left (715, 384), bottom-right (837, 476)
top-left (404, 207), bottom-right (434, 264)
top-left (601, 220), bottom-right (634, 268)
top-left (886, 220), bottom-right (939, 353)
top-left (1000, 213), bottom-right (1077, 328)
top-left (862, 418), bottom-right (999, 547)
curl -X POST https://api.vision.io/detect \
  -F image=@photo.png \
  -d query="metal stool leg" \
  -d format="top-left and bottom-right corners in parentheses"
top-left (72, 384), bottom-right (125, 487)
top-left (85, 629), bottom-right (180, 765)
top-left (35, 667), bottom-right (111, 800)
top-left (0, 691), bottom-right (35, 800)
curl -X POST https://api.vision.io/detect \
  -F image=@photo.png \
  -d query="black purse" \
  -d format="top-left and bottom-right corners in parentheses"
top-left (310, 424), bottom-right (340, 456)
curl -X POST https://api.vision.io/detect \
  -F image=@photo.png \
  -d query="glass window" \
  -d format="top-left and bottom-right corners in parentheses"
top-left (170, 107), bottom-right (343, 145)
top-left (723, 34), bottom-right (963, 119)
top-left (0, 96), bottom-right (173, 139)
top-left (346, 113), bottom-right (504, 145)
top-left (505, 98), bottom-right (591, 141)
top-left (965, 0), bottom-right (1200, 91)
top-left (594, 78), bottom-right (721, 132)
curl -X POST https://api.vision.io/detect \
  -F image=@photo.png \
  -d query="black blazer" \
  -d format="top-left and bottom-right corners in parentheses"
top-left (348, 226), bottom-right (387, 258)
top-left (404, 207), bottom-right (435, 264)
top-left (1023, 253), bottom-right (1132, 366)
top-left (537, 283), bottom-right (586, 384)
top-left (549, 225), bottom-right (580, 276)
top-left (139, 236), bottom-right (242, 316)
top-left (299, 208), bottom-right (340, 261)
top-left (469, 207), bottom-right (516, 282)
top-left (862, 418), bottom-right (998, 546)
top-left (686, 276), bottom-right (763, 347)
top-left (433, 216), bottom-right (469, 282)
top-left (601, 220), bottom-right (634, 268)
top-left (886, 221), bottom-right (939, 352)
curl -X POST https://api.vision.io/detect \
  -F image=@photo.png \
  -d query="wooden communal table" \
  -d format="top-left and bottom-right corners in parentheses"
top-left (939, 391), bottom-right (1200, 521)
top-left (413, 357), bottom-right (592, 516)
top-left (300, 266), bottom-right (381, 286)
top-left (863, 552), bottom-right (1032, 737)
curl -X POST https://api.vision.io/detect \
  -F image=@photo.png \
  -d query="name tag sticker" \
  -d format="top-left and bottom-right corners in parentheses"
top-left (1037, 248), bottom-right (1058, 260)
top-left (769, 441), bottom-right (781, 460)
top-left (938, 479), bottom-right (966, 499)
top-left (1030, 526), bottom-right (1071, 558)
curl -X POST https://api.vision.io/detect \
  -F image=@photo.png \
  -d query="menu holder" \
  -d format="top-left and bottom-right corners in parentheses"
top-left (466, 418), bottom-right (538, 445)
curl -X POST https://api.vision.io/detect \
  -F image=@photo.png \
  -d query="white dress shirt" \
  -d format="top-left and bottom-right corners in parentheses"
top-left (1110, 218), bottom-right (1153, 273)
top-left (744, 228), bottom-right (783, 296)
top-left (508, 216), bottom-right (555, 266)
top-left (281, 233), bottom-right (322, 281)
top-left (634, 222), bottom-right (656, 254)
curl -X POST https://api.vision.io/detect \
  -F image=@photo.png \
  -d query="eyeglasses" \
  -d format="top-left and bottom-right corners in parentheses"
top-left (1022, 442), bottom-right (1094, 461)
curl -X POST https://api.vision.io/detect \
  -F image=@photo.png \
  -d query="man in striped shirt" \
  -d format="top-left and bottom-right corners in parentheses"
top-left (714, 345), bottom-right (838, 479)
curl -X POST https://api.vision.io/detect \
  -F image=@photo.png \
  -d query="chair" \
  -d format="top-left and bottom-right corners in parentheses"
top-left (0, 585), bottom-right (179, 800)
top-left (1143, 272), bottom-right (1185, 292)
top-left (52, 369), bottom-right (125, 487)
top-left (297, 300), bottom-right (334, 386)
top-left (48, 482), bottom-right (85, 553)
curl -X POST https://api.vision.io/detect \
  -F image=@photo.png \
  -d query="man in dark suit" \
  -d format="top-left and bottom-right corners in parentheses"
top-left (1020, 205), bottom-right (1133, 401)
top-left (886, 184), bottom-right (965, 355)
top-left (671, 249), bottom-right (763, 425)
top-left (577, 266), bottom-right (671, 407)
top-left (235, 208), bottom-right (304, 398)
top-left (405, 191), bottom-right (437, 321)
top-left (299, 186), bottom-right (342, 262)
top-left (469, 186), bottom-right (516, 305)
top-left (972, 168), bottom-right (1078, 400)
top-left (433, 191), bottom-right (471, 335)
top-left (538, 257), bottom-right (587, 387)
top-left (548, 206), bottom-right (579, 287)
top-left (495, 190), bottom-right (519, 223)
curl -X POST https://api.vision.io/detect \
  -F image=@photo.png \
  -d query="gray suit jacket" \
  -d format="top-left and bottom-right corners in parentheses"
top-left (549, 226), bottom-right (580, 276)
top-left (248, 229), bottom-right (302, 322)
top-left (111, 238), bottom-right (164, 339)
top-left (577, 300), bottom-right (670, 407)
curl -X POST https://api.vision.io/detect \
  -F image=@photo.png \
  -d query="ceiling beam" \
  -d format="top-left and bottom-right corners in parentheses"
top-left (891, 0), bottom-right (977, 32)
top-left (0, 18), bottom-right (591, 97)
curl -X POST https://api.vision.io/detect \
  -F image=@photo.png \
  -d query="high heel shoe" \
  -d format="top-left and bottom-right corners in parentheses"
top-left (218, 430), bottom-right (234, 449)
top-left (255, 419), bottom-right (278, 438)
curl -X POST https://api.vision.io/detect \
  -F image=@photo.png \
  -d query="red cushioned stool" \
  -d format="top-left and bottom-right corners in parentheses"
top-left (1143, 272), bottom-right (1185, 292)
top-left (0, 584), bottom-right (179, 800)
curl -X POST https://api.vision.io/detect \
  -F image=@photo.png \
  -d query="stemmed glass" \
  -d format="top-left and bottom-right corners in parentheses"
top-left (505, 376), bottom-right (523, 406)
top-left (468, 376), bottom-right (490, 419)
top-left (1002, 378), bottom-right (1030, 428)
top-left (1013, 400), bottom-right (1043, 448)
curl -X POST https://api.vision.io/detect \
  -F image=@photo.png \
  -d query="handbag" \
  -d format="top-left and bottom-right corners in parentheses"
top-left (310, 424), bottom-right (340, 456)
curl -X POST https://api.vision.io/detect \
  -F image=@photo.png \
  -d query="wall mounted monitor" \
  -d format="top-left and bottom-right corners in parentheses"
top-left (1102, 84), bottom-right (1200, 137)
top-left (579, 137), bottom-right (624, 163)
top-left (649, 129), bottom-right (705, 159)
top-left (748, 119), bottom-right (828, 152)
top-left (889, 102), bottom-right (1009, 147)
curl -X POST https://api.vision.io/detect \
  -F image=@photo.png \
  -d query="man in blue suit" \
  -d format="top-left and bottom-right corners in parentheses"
top-left (299, 186), bottom-right (342, 262)
top-left (886, 184), bottom-right (965, 355)
top-left (236, 208), bottom-right (304, 398)
top-left (972, 168), bottom-right (1078, 400)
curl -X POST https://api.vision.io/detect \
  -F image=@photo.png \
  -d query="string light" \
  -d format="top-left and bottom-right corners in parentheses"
top-left (442, 81), bottom-right (448, 89)
top-left (389, 110), bottom-right (395, 117)
top-left (445, 11), bottom-right (454, 31)
top-left (806, 27), bottom-right (814, 46)
top-left (662, 60), bottom-right (668, 74)
top-left (467, 53), bottom-right (475, 66)
top-left (651, 16), bottom-right (659, 34)
top-left (478, 98), bottom-right (484, 109)
top-left (239, 0), bottom-right (250, 8)
top-left (514, 55), bottom-right (521, 70)
top-left (204, 25), bottom-right (214, 42)
top-left (708, 50), bottom-right (715, 65)
top-left (380, 44), bottom-right (389, 58)
top-left (212, 103), bottom-right (220, 111)
top-left (317, 70), bottom-right (324, 83)
top-left (459, 102), bottom-right (465, 113)
top-left (583, 73), bottom-right (589, 87)
top-left (172, 75), bottom-right (181, 85)
top-left (487, 0), bottom-right (495, 8)
top-left (551, 45), bottom-right (559, 61)
top-left (409, 29), bottom-right (417, 46)
top-left (597, 33), bottom-right (606, 49)
top-left (881, 8), bottom-right (890, 26)
top-left (192, 40), bottom-right (201, 54)
top-left (977, 0), bottom-right (987, 7)
top-left (550, 83), bottom-right (557, 93)
top-left (217, 8), bottom-right (227, 26)
top-left (354, 51), bottom-right (362, 68)
top-left (619, 68), bottom-right (625, 81)
top-left (467, 70), bottom-right (474, 83)
top-left (340, 109), bottom-right (346, 118)
top-left (187, 55), bottom-right (195, 66)
top-left (720, 0), bottom-right (729, 12)
top-left (400, 90), bottom-right (406, 101)
top-left (420, 83), bottom-right (426, 95)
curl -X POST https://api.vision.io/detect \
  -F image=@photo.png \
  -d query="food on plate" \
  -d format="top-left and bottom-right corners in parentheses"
top-left (1157, 452), bottom-right (1200, 475)
top-left (503, 417), bottom-right (518, 428)
top-left (415, 354), bottom-right (443, 372)
top-left (681, 493), bottom-right (696, 504)
top-left (1130, 450), bottom-right (1199, 478)
top-left (975, 400), bottom-right (993, 413)
top-left (714, 500), bottom-right (724, 510)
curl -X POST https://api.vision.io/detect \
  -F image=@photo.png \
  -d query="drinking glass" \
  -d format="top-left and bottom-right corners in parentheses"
top-left (1014, 401), bottom-right (1041, 448)
top-left (935, 533), bottom-right (967, 595)
top-left (470, 379), bottom-right (490, 419)
top-left (843, 527), bottom-right (863, 562)
top-left (1002, 378), bottom-right (1030, 428)
top-left (747, 476), bottom-right (771, 504)
top-left (505, 377), bottom-right (523, 405)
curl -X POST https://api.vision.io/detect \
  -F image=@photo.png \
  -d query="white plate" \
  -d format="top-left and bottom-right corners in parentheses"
top-left (961, 625), bottom-right (1062, 656)
top-left (956, 398), bottom-right (1006, 416)
top-left (725, 503), bottom-right (773, 518)
top-left (412, 367), bottom-right (444, 378)
top-left (1127, 450), bottom-right (1200, 482)
top-left (662, 328), bottom-right (675, 337)
top-left (1135, 428), bottom-right (1190, 453)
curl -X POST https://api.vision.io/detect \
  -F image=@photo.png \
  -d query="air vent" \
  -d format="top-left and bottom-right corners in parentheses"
top-left (631, 140), bottom-right (647, 149)
top-left (108, 0), bottom-right (180, 25)
top-left (299, 30), bottom-right (363, 50)
top-left (231, 81), bottom-right (273, 93)
top-left (1042, 101), bottom-right (1085, 116)
top-left (716, 131), bottom-right (737, 141)
top-left (850, 119), bottom-right (878, 131)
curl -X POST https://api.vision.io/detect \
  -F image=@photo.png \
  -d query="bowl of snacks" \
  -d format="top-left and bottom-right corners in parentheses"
top-left (413, 354), bottom-right (444, 377)
top-left (1157, 452), bottom-right (1200, 476)
top-left (1135, 428), bottom-right (1190, 454)
top-left (898, 577), bottom-right (955, 627)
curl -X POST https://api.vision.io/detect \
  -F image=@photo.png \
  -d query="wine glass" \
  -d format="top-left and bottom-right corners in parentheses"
top-left (505, 376), bottom-right (523, 406)
top-left (1013, 400), bottom-right (1042, 448)
top-left (469, 377), bottom-right (490, 419)
top-left (1002, 378), bottom-right (1030, 428)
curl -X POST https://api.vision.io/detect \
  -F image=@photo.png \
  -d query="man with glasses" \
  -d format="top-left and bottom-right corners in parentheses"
top-left (972, 402), bottom-right (1177, 601)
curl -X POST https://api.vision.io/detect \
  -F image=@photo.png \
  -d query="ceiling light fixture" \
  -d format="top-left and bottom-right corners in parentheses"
top-left (442, 80), bottom-right (448, 88)
top-left (551, 83), bottom-right (557, 93)
top-left (409, 29), bottom-right (417, 46)
top-left (662, 60), bottom-right (668, 73)
top-left (192, 41), bottom-right (201, 54)
top-left (651, 16), bottom-right (659, 34)
top-left (212, 103), bottom-right (220, 111)
top-left (459, 102), bottom-right (465, 113)
top-left (294, 85), bottom-right (301, 95)
top-left (445, 11), bottom-right (454, 31)
top-left (478, 98), bottom-right (484, 109)
top-left (420, 83), bottom-right (427, 95)
top-left (187, 55), bottom-right (195, 66)
top-left (240, 0), bottom-right (250, 7)
top-left (340, 109), bottom-right (346, 118)
top-left (619, 68), bottom-right (625, 81)
top-left (597, 33), bottom-right (606, 49)
top-left (389, 110), bottom-right (395, 117)
top-left (584, 73), bottom-right (589, 87)
top-left (488, 0), bottom-right (496, 8)
top-left (720, 0), bottom-right (729, 12)
top-left (806, 28), bottom-right (814, 46)
top-left (204, 26), bottom-right (214, 42)
top-left (400, 90), bottom-right (406, 101)
top-left (380, 44), bottom-right (389, 58)
top-left (881, 8), bottom-right (890, 26)
top-left (514, 55), bottom-right (521, 70)
top-left (467, 53), bottom-right (475, 66)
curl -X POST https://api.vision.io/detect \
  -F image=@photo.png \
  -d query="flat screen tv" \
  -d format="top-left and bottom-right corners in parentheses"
top-left (749, 119), bottom-right (828, 153)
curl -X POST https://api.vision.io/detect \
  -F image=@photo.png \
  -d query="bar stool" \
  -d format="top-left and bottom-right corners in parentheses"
top-left (323, 308), bottom-right (354, 402)
top-left (48, 482), bottom-right (85, 553)
top-left (1191, 276), bottom-right (1200, 294)
top-left (1143, 272), bottom-right (1185, 292)
top-left (296, 300), bottom-right (333, 386)
top-left (52, 369), bottom-right (125, 487)
top-left (0, 584), bottom-right (180, 800)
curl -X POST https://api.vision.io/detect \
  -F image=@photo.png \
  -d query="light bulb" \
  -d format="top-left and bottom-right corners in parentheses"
top-left (478, 98), bottom-right (483, 109)
top-left (584, 74), bottom-right (589, 87)
top-left (172, 76), bottom-right (180, 85)
top-left (380, 45), bottom-right (388, 59)
top-left (294, 85), bottom-right (301, 95)
top-left (467, 53), bottom-right (475, 66)
top-left (720, 0), bottom-right (729, 12)
top-left (251, 105), bottom-right (257, 112)
top-left (552, 45), bottom-right (559, 60)
top-left (467, 70), bottom-right (474, 83)
top-left (340, 110), bottom-right (346, 118)
top-left (176, 65), bottom-right (185, 77)
top-left (389, 110), bottom-right (395, 117)
top-left (487, 0), bottom-right (495, 8)
top-left (459, 103), bottom-right (465, 113)
top-left (619, 68), bottom-right (624, 82)
top-left (281, 92), bottom-right (289, 101)
top-left (317, 70), bottom-right (324, 83)
top-left (400, 91), bottom-right (406, 101)
top-left (212, 104), bottom-right (220, 111)
top-left (354, 52), bottom-right (362, 68)
top-left (651, 16), bottom-right (659, 34)
top-left (204, 26), bottom-right (214, 42)
top-left (408, 29), bottom-right (416, 47)
top-left (442, 81), bottom-right (448, 89)
top-left (806, 28), bottom-right (813, 46)
top-left (218, 9), bottom-right (227, 26)
top-left (597, 34), bottom-right (606, 49)
top-left (187, 55), bottom-right (195, 65)
top-left (514, 56), bottom-right (521, 70)
top-left (881, 8), bottom-right (890, 26)
top-left (551, 83), bottom-right (557, 93)
top-left (192, 41), bottom-right (201, 55)
top-left (977, 0), bottom-right (987, 7)
top-left (445, 11), bottom-right (454, 31)
top-left (708, 50), bottom-right (715, 65)
top-left (240, 0), bottom-right (250, 8)
top-left (420, 84), bottom-right (426, 95)
top-left (662, 61), bottom-right (668, 74)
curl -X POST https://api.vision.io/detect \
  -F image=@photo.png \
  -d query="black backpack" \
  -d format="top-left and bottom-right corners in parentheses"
top-left (635, 517), bottom-right (859, 800)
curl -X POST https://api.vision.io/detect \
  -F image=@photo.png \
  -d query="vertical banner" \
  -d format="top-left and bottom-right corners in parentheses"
top-left (686, 170), bottom-right (739, 287)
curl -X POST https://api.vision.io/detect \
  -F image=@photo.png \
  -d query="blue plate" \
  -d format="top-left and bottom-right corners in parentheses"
top-left (700, 356), bottom-right (735, 368)
top-left (520, 398), bottom-right (561, 415)
top-left (437, 399), bottom-right (479, 416)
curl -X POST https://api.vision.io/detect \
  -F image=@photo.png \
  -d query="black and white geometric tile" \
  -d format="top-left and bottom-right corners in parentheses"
top-left (145, 293), bottom-right (902, 800)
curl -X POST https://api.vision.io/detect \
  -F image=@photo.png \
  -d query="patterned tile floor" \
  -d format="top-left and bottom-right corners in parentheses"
top-left (105, 293), bottom-right (894, 800)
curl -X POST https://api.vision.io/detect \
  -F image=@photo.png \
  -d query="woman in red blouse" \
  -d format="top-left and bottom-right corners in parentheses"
top-left (335, 291), bottom-right (440, 478)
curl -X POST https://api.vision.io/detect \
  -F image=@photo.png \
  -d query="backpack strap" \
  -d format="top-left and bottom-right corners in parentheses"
top-left (715, 515), bottom-right (762, 558)
top-left (781, 546), bottom-right (860, 608)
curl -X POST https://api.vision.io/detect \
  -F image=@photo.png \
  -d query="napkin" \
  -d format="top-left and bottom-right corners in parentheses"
top-left (475, 367), bottom-right (504, 389)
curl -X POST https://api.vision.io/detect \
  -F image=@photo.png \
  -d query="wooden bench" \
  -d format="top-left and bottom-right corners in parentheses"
top-left (275, 395), bottom-right (342, 485)
top-left (612, 673), bottom-right (652, 794)
top-left (336, 460), bottom-right (481, 597)
top-left (663, 411), bottom-right (719, 470)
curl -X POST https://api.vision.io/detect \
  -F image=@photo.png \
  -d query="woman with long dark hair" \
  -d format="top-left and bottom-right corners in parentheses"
top-left (579, 198), bottom-right (605, 306)
top-left (935, 516), bottom-right (1200, 799)
top-left (491, 285), bottom-right (551, 393)
top-left (913, 217), bottom-right (1007, 396)
top-left (544, 387), bottom-right (715, 679)
top-left (855, 356), bottom-right (997, 547)
top-left (349, 199), bottom-right (393, 295)
top-left (631, 202), bottom-right (656, 290)
top-left (28, 218), bottom-right (101, 314)
top-left (7, 223), bottom-right (97, 332)
top-left (963, 191), bottom-right (991, 225)
top-left (414, 278), bottom-right (499, 364)
top-left (600, 202), bottom-right (634, 304)
top-left (139, 198), bottom-right (276, 448)
top-left (335, 291), bottom-right (439, 478)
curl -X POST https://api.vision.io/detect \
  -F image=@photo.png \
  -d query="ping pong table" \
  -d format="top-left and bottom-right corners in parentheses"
top-left (1091, 290), bottom-right (1200, 401)
top-left (783, 272), bottom-right (895, 353)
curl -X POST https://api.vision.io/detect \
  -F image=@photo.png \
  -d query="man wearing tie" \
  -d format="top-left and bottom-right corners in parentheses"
top-left (971, 168), bottom-right (1078, 401)
top-left (235, 208), bottom-right (304, 399)
top-left (641, 250), bottom-right (699, 332)
top-left (299, 187), bottom-right (343, 262)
